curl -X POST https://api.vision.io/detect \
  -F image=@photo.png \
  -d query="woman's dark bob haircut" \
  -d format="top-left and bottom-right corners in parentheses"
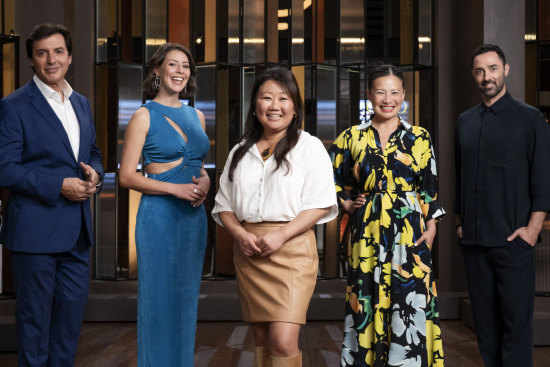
top-left (143, 43), bottom-right (197, 99)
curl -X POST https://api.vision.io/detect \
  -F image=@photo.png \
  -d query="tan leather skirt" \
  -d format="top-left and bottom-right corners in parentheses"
top-left (234, 222), bottom-right (318, 324)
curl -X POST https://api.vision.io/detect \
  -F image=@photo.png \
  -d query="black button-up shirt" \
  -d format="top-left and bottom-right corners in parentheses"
top-left (455, 92), bottom-right (550, 247)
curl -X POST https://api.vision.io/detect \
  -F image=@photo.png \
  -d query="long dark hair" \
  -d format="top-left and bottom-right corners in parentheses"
top-left (228, 67), bottom-right (304, 181)
top-left (143, 43), bottom-right (197, 99)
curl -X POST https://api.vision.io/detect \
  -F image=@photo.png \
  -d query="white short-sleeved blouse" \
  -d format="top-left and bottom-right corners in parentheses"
top-left (212, 131), bottom-right (338, 226)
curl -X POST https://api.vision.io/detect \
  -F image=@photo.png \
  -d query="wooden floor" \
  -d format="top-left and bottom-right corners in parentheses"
top-left (0, 320), bottom-right (549, 366)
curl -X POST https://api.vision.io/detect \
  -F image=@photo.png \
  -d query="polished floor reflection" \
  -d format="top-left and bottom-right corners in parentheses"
top-left (1, 320), bottom-right (549, 366)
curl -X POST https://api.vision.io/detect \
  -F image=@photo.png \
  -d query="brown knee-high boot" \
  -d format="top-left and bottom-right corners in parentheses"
top-left (255, 346), bottom-right (271, 367)
top-left (270, 351), bottom-right (302, 367)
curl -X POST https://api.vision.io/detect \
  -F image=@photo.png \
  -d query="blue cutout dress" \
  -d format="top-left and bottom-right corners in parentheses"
top-left (135, 101), bottom-right (209, 366)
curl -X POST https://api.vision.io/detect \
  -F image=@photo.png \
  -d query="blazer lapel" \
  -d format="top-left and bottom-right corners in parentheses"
top-left (70, 94), bottom-right (89, 163)
top-left (26, 80), bottom-right (76, 162)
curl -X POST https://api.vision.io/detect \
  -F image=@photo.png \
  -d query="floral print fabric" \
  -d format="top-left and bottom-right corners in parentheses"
top-left (330, 118), bottom-right (445, 367)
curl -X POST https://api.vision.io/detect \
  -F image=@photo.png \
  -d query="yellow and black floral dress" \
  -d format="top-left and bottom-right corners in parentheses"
top-left (330, 118), bottom-right (445, 367)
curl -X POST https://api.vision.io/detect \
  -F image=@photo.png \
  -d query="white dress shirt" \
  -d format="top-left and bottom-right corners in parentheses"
top-left (34, 75), bottom-right (80, 160)
top-left (212, 131), bottom-right (338, 225)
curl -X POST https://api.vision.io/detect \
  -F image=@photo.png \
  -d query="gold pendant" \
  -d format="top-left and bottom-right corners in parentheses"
top-left (261, 147), bottom-right (272, 160)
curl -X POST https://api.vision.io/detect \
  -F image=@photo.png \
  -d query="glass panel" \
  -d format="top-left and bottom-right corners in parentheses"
top-left (242, 66), bottom-right (256, 130)
top-left (338, 67), bottom-right (361, 132)
top-left (195, 65), bottom-right (217, 167)
top-left (278, 0), bottom-right (291, 65)
top-left (96, 0), bottom-right (117, 63)
top-left (418, 69), bottom-right (434, 134)
top-left (228, 0), bottom-right (240, 64)
top-left (120, 0), bottom-right (143, 63)
top-left (145, 0), bottom-right (167, 61)
top-left (216, 0), bottom-right (229, 63)
top-left (387, 0), bottom-right (401, 62)
top-left (117, 64), bottom-right (144, 166)
top-left (323, 0), bottom-right (338, 64)
top-left (95, 173), bottom-right (117, 279)
top-left (417, 0), bottom-right (432, 65)
top-left (291, 0), bottom-right (304, 64)
top-left (228, 66), bottom-right (243, 148)
top-left (243, 0), bottom-right (264, 64)
top-left (400, 70), bottom-right (413, 124)
top-left (365, 0), bottom-right (384, 59)
top-left (316, 65), bottom-right (337, 149)
top-left (303, 1), bottom-right (312, 62)
top-left (340, 0), bottom-right (364, 65)
top-left (192, 0), bottom-right (205, 62)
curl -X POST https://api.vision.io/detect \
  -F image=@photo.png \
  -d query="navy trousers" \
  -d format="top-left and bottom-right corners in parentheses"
top-left (11, 230), bottom-right (90, 367)
top-left (461, 239), bottom-right (535, 367)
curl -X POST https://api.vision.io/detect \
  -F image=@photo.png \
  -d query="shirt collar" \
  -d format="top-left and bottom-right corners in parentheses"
top-left (479, 91), bottom-right (512, 115)
top-left (33, 74), bottom-right (73, 101)
top-left (356, 115), bottom-right (412, 131)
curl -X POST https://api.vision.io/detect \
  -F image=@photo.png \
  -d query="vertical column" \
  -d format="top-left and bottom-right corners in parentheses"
top-left (204, 0), bottom-right (216, 62)
top-left (483, 0), bottom-right (525, 100)
top-left (434, 0), bottom-right (483, 310)
top-left (266, 0), bottom-right (278, 63)
top-left (399, 0), bottom-right (413, 65)
top-left (169, 0), bottom-right (191, 47)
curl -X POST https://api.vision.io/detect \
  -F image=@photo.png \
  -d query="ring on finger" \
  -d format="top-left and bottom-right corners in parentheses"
top-left (193, 188), bottom-right (197, 194)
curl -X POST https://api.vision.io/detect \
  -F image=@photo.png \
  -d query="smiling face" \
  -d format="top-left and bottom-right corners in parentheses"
top-left (154, 49), bottom-right (190, 96)
top-left (29, 33), bottom-right (72, 93)
top-left (366, 74), bottom-right (405, 123)
top-left (472, 51), bottom-right (509, 105)
top-left (255, 79), bottom-right (296, 135)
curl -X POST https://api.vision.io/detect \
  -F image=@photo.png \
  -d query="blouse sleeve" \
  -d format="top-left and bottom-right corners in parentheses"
top-left (329, 128), bottom-right (355, 205)
top-left (299, 137), bottom-right (338, 224)
top-left (417, 130), bottom-right (446, 222)
top-left (211, 145), bottom-right (238, 226)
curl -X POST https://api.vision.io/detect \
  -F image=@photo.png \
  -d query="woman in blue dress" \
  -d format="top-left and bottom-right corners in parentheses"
top-left (119, 43), bottom-right (210, 366)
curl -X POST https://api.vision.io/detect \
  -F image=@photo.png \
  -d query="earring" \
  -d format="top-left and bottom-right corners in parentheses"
top-left (252, 111), bottom-right (256, 116)
top-left (154, 75), bottom-right (161, 90)
top-left (183, 85), bottom-right (187, 95)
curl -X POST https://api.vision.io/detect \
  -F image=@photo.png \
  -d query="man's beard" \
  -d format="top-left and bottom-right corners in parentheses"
top-left (479, 80), bottom-right (504, 99)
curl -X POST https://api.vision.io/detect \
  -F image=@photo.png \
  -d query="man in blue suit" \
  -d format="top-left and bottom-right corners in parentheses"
top-left (0, 23), bottom-right (104, 366)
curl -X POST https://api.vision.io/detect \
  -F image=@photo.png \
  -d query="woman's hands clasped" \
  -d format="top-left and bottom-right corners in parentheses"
top-left (236, 229), bottom-right (285, 257)
top-left (172, 174), bottom-right (210, 207)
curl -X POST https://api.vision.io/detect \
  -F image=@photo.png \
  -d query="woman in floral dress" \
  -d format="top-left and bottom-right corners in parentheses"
top-left (330, 64), bottom-right (445, 367)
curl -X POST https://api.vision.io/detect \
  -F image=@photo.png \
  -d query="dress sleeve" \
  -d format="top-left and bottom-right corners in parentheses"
top-left (529, 112), bottom-right (550, 212)
top-left (299, 137), bottom-right (338, 224)
top-left (417, 130), bottom-right (446, 222)
top-left (329, 128), bottom-right (355, 205)
top-left (211, 145), bottom-right (238, 226)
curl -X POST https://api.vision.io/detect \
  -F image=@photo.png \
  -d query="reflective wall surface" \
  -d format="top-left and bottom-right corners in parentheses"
top-left (95, 0), bottom-right (436, 279)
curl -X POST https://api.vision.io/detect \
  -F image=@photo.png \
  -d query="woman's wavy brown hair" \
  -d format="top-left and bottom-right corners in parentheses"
top-left (143, 43), bottom-right (197, 99)
top-left (228, 66), bottom-right (304, 181)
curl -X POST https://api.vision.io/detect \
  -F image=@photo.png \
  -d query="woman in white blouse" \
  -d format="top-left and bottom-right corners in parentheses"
top-left (212, 67), bottom-right (337, 367)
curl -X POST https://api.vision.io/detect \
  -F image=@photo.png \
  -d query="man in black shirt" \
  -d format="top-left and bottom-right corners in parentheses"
top-left (455, 44), bottom-right (550, 367)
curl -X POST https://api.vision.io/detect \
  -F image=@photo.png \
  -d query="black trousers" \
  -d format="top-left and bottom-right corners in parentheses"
top-left (461, 240), bottom-right (535, 367)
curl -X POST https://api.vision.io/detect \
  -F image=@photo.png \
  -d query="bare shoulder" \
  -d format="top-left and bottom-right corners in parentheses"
top-left (128, 107), bottom-right (150, 129)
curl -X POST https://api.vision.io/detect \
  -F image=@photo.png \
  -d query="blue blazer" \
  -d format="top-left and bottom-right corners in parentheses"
top-left (0, 79), bottom-right (105, 253)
